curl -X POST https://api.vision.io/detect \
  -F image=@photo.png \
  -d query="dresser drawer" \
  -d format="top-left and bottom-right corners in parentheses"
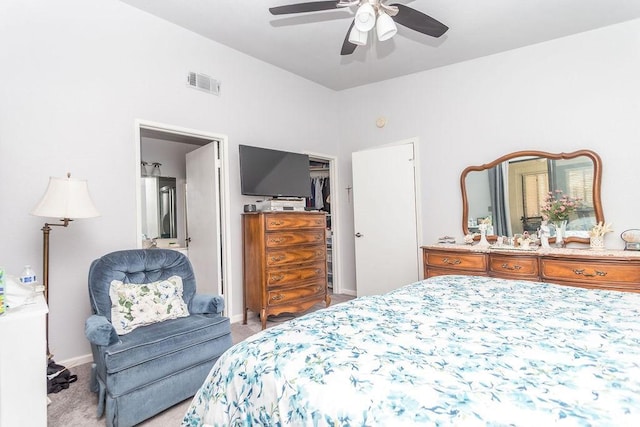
top-left (265, 214), bottom-right (326, 230)
top-left (267, 281), bottom-right (326, 306)
top-left (267, 263), bottom-right (326, 287)
top-left (265, 230), bottom-right (325, 247)
top-left (489, 254), bottom-right (539, 279)
top-left (266, 246), bottom-right (326, 267)
top-left (426, 267), bottom-right (488, 279)
top-left (541, 257), bottom-right (640, 287)
top-left (424, 250), bottom-right (487, 273)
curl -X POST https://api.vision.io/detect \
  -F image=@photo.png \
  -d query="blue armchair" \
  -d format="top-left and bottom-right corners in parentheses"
top-left (85, 249), bottom-right (232, 427)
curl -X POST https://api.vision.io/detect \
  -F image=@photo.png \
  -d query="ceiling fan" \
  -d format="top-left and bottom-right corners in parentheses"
top-left (269, 1), bottom-right (449, 55)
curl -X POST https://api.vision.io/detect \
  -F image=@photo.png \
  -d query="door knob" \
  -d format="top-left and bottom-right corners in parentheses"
top-left (355, 232), bottom-right (364, 238)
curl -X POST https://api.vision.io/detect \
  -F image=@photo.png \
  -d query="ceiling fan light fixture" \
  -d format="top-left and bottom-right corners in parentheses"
top-left (354, 3), bottom-right (376, 32)
top-left (376, 12), bottom-right (397, 41)
top-left (348, 25), bottom-right (368, 46)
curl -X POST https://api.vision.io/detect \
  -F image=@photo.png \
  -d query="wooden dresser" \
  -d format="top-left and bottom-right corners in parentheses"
top-left (422, 244), bottom-right (640, 292)
top-left (243, 211), bottom-right (331, 329)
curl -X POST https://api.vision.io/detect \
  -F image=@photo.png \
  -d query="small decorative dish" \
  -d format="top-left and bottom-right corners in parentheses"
top-left (621, 229), bottom-right (640, 251)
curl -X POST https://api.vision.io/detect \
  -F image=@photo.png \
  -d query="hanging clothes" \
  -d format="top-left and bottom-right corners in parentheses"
top-left (314, 177), bottom-right (324, 210)
top-left (322, 177), bottom-right (330, 214)
top-left (307, 176), bottom-right (330, 213)
top-left (307, 180), bottom-right (315, 208)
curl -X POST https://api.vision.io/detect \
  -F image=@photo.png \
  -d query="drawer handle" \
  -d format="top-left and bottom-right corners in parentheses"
top-left (271, 255), bottom-right (285, 262)
top-left (271, 274), bottom-right (284, 282)
top-left (501, 263), bottom-right (522, 271)
top-left (315, 235), bottom-right (322, 240)
top-left (316, 251), bottom-right (323, 257)
top-left (315, 220), bottom-right (323, 225)
top-left (573, 269), bottom-right (607, 278)
top-left (269, 238), bottom-right (284, 244)
top-left (270, 221), bottom-right (283, 226)
top-left (314, 286), bottom-right (322, 292)
top-left (315, 268), bottom-right (322, 275)
top-left (442, 257), bottom-right (461, 265)
top-left (271, 294), bottom-right (284, 301)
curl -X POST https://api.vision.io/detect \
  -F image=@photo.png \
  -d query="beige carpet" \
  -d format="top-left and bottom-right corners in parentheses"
top-left (47, 293), bottom-right (354, 426)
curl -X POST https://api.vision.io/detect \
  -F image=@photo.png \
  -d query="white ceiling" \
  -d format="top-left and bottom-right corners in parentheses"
top-left (120, 0), bottom-right (640, 91)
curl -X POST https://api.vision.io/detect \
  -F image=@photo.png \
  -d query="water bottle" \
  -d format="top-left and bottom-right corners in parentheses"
top-left (20, 265), bottom-right (37, 287)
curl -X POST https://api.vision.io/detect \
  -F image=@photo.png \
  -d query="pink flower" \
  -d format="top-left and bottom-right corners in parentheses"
top-left (540, 190), bottom-right (581, 221)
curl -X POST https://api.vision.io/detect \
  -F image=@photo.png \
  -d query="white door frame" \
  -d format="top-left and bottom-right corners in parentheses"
top-left (305, 151), bottom-right (343, 295)
top-left (134, 119), bottom-right (233, 315)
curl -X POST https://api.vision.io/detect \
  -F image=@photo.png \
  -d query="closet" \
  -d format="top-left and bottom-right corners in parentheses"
top-left (308, 158), bottom-right (333, 289)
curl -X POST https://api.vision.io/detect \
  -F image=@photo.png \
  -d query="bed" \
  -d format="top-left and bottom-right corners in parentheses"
top-left (182, 275), bottom-right (640, 426)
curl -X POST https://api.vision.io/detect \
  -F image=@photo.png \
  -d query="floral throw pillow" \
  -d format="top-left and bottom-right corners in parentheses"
top-left (109, 275), bottom-right (190, 335)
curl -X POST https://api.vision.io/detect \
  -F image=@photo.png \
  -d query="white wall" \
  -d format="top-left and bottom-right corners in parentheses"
top-left (0, 0), bottom-right (339, 361)
top-left (336, 19), bottom-right (640, 294)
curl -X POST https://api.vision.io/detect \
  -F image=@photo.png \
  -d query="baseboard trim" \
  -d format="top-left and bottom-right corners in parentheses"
top-left (58, 353), bottom-right (93, 368)
top-left (229, 313), bottom-right (244, 324)
top-left (340, 289), bottom-right (357, 297)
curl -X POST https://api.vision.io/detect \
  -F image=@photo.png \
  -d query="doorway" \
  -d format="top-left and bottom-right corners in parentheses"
top-left (134, 120), bottom-right (232, 314)
top-left (351, 140), bottom-right (421, 296)
top-left (305, 152), bottom-right (342, 295)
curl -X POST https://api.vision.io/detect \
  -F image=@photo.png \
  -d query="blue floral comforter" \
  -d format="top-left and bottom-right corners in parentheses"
top-left (182, 275), bottom-right (640, 426)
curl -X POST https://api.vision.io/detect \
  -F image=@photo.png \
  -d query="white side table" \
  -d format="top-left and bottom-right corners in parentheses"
top-left (0, 294), bottom-right (48, 426)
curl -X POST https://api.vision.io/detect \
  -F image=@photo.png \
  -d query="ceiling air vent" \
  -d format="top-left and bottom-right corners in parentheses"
top-left (186, 72), bottom-right (220, 96)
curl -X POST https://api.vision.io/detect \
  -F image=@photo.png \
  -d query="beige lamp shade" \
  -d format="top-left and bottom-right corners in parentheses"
top-left (31, 175), bottom-right (100, 219)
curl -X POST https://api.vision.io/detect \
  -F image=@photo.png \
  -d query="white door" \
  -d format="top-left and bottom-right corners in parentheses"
top-left (186, 142), bottom-right (221, 295)
top-left (352, 142), bottom-right (419, 296)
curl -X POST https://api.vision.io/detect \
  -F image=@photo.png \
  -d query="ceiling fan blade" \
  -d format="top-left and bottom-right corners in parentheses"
top-left (389, 4), bottom-right (449, 38)
top-left (269, 1), bottom-right (341, 15)
top-left (340, 20), bottom-right (357, 55)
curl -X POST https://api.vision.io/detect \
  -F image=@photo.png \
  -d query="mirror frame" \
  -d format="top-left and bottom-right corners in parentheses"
top-left (461, 149), bottom-right (603, 245)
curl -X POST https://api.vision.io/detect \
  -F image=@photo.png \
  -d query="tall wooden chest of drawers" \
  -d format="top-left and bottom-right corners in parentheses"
top-left (243, 211), bottom-right (331, 329)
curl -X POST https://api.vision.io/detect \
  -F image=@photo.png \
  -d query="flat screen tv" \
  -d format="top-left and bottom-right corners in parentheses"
top-left (239, 145), bottom-right (312, 198)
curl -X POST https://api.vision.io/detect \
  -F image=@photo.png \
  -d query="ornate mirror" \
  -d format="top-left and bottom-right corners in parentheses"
top-left (461, 150), bottom-right (603, 245)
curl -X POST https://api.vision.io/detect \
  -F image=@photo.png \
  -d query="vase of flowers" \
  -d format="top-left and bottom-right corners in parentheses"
top-left (589, 221), bottom-right (613, 250)
top-left (540, 190), bottom-right (580, 247)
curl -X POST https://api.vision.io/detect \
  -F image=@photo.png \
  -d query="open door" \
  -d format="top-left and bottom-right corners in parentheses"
top-left (352, 142), bottom-right (420, 296)
top-left (186, 142), bottom-right (221, 295)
